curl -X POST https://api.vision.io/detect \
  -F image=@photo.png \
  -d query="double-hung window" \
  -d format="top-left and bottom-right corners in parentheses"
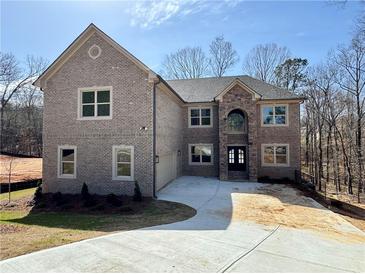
top-left (262, 144), bottom-right (289, 166)
top-left (189, 107), bottom-right (212, 127)
top-left (58, 145), bottom-right (77, 178)
top-left (261, 104), bottom-right (288, 126)
top-left (112, 145), bottom-right (134, 181)
top-left (79, 87), bottom-right (112, 119)
top-left (189, 144), bottom-right (213, 165)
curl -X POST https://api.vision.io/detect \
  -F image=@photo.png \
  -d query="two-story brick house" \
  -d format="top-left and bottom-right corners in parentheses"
top-left (34, 24), bottom-right (304, 197)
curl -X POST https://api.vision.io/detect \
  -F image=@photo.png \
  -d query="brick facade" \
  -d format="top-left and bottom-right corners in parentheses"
top-left (43, 32), bottom-right (154, 196)
top-left (40, 27), bottom-right (301, 197)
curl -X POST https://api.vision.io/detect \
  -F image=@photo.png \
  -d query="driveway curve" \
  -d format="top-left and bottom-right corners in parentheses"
top-left (1, 176), bottom-right (364, 272)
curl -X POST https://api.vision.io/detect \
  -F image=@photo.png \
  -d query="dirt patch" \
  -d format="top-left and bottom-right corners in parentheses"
top-left (215, 184), bottom-right (365, 244)
top-left (0, 223), bottom-right (29, 234)
top-left (0, 155), bottom-right (42, 183)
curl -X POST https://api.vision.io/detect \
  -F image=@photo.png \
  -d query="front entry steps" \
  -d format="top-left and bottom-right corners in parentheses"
top-left (228, 170), bottom-right (248, 181)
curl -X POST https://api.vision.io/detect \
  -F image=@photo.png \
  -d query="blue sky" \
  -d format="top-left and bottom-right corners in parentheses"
top-left (1, 0), bottom-right (363, 75)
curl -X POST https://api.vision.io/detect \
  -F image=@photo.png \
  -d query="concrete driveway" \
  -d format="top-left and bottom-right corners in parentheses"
top-left (1, 176), bottom-right (364, 272)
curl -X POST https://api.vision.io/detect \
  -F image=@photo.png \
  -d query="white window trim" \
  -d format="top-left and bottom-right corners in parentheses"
top-left (112, 145), bottom-right (134, 181)
top-left (77, 86), bottom-right (113, 120)
top-left (57, 145), bottom-right (77, 179)
top-left (188, 144), bottom-right (214, 165)
top-left (188, 106), bottom-right (213, 128)
top-left (260, 104), bottom-right (289, 127)
top-left (261, 143), bottom-right (290, 167)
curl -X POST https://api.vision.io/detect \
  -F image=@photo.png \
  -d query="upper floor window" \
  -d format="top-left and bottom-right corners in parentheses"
top-left (261, 104), bottom-right (288, 126)
top-left (227, 109), bottom-right (246, 133)
top-left (189, 107), bottom-right (212, 128)
top-left (58, 145), bottom-right (77, 179)
top-left (78, 87), bottom-right (112, 119)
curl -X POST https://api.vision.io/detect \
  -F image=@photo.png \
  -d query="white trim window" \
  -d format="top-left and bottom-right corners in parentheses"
top-left (189, 144), bottom-right (213, 165)
top-left (261, 104), bottom-right (288, 126)
top-left (188, 107), bottom-right (212, 127)
top-left (58, 145), bottom-right (77, 179)
top-left (112, 145), bottom-right (134, 181)
top-left (262, 144), bottom-right (289, 166)
top-left (78, 86), bottom-right (112, 120)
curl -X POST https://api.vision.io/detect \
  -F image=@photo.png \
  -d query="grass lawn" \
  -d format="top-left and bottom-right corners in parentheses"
top-left (0, 189), bottom-right (196, 260)
top-left (0, 188), bottom-right (37, 201)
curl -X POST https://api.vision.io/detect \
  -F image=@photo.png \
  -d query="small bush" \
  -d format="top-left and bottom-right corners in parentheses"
top-left (52, 192), bottom-right (67, 206)
top-left (83, 196), bottom-right (97, 207)
top-left (81, 183), bottom-right (90, 200)
top-left (33, 185), bottom-right (43, 203)
top-left (52, 192), bottom-right (63, 202)
top-left (106, 194), bottom-right (123, 207)
top-left (133, 181), bottom-right (142, 202)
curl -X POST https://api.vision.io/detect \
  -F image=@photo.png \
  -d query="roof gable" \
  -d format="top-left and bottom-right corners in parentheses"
top-left (34, 23), bottom-right (157, 89)
top-left (215, 78), bottom-right (262, 101)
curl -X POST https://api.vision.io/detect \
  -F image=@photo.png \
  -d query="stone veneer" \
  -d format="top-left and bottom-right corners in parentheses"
top-left (219, 85), bottom-right (258, 181)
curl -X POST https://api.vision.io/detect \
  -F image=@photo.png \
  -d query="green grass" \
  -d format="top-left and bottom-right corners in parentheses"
top-left (0, 195), bottom-right (196, 260)
top-left (0, 188), bottom-right (36, 201)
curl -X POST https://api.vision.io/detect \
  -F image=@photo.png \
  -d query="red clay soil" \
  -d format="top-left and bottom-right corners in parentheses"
top-left (0, 155), bottom-right (42, 183)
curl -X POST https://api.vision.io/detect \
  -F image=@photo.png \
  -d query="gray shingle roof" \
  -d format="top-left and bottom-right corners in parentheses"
top-left (165, 75), bottom-right (303, 103)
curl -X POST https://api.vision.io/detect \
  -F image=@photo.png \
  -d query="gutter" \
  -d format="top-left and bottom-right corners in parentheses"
top-left (152, 77), bottom-right (159, 199)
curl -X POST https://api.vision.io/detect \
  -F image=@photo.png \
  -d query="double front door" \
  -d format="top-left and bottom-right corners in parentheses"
top-left (228, 146), bottom-right (246, 171)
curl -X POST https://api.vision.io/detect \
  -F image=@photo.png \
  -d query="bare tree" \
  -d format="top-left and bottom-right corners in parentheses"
top-left (243, 43), bottom-right (290, 83)
top-left (0, 53), bottom-right (47, 151)
top-left (162, 47), bottom-right (209, 79)
top-left (334, 31), bottom-right (365, 203)
top-left (209, 35), bottom-right (239, 77)
top-left (2, 156), bottom-right (16, 203)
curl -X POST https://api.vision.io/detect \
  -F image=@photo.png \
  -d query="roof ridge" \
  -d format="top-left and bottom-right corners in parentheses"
top-left (165, 75), bottom-right (248, 81)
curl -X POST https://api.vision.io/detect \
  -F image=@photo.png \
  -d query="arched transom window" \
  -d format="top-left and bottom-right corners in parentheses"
top-left (227, 109), bottom-right (246, 132)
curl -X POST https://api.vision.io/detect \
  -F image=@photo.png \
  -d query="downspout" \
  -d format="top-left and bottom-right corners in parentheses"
top-left (152, 78), bottom-right (159, 199)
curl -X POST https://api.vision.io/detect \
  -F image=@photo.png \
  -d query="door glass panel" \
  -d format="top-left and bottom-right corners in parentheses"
top-left (229, 149), bottom-right (234, 163)
top-left (238, 149), bottom-right (244, 163)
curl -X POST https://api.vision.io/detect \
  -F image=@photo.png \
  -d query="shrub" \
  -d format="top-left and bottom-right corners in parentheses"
top-left (52, 192), bottom-right (66, 206)
top-left (83, 197), bottom-right (97, 207)
top-left (106, 194), bottom-right (123, 207)
top-left (33, 185), bottom-right (43, 203)
top-left (133, 181), bottom-right (142, 202)
top-left (81, 183), bottom-right (90, 200)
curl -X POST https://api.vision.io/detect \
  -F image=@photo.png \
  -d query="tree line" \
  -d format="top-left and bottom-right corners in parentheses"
top-left (0, 53), bottom-right (47, 156)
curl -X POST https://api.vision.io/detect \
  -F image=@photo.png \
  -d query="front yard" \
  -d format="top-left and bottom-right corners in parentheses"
top-left (0, 188), bottom-right (196, 260)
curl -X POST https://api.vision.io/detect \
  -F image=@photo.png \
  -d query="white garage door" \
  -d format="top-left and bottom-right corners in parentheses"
top-left (156, 152), bottom-right (177, 191)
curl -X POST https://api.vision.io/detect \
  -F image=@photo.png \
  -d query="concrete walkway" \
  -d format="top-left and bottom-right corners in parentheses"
top-left (0, 176), bottom-right (364, 272)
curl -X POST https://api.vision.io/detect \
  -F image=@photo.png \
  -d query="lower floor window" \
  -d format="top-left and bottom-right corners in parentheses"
top-left (262, 144), bottom-right (289, 166)
top-left (58, 145), bottom-right (77, 178)
top-left (112, 145), bottom-right (134, 180)
top-left (189, 144), bottom-right (213, 165)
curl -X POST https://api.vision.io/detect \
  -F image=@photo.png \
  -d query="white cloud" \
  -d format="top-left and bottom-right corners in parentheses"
top-left (128, 0), bottom-right (242, 29)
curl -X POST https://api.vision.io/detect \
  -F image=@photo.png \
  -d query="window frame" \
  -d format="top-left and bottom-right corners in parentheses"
top-left (57, 145), bottom-right (77, 179)
top-left (260, 104), bottom-right (289, 127)
top-left (77, 86), bottom-right (113, 120)
top-left (261, 143), bottom-right (290, 167)
top-left (188, 144), bottom-right (214, 165)
top-left (188, 106), bottom-right (213, 128)
top-left (112, 145), bottom-right (134, 181)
